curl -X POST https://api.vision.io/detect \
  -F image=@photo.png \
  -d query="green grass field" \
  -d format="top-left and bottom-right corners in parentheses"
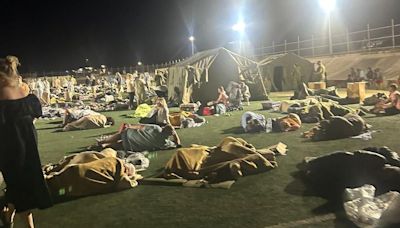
top-left (14, 91), bottom-right (400, 227)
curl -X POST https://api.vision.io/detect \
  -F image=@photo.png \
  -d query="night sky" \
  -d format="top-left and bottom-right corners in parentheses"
top-left (1, 0), bottom-right (400, 72)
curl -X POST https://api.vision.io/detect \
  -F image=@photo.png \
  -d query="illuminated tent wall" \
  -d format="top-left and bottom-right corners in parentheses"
top-left (167, 48), bottom-right (265, 103)
top-left (258, 52), bottom-right (314, 91)
top-left (308, 51), bottom-right (400, 81)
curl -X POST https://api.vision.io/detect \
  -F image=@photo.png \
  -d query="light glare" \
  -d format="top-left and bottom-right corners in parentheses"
top-left (319, 0), bottom-right (336, 13)
top-left (189, 36), bottom-right (195, 42)
top-left (232, 21), bottom-right (246, 33)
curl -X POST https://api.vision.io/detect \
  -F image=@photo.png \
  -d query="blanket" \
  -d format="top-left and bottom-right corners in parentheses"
top-left (43, 148), bottom-right (140, 198)
top-left (169, 111), bottom-right (206, 128)
top-left (143, 137), bottom-right (283, 189)
top-left (63, 114), bottom-right (108, 131)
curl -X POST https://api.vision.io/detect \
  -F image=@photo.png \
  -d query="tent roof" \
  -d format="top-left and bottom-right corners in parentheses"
top-left (258, 52), bottom-right (311, 66)
top-left (173, 47), bottom-right (257, 67)
top-left (308, 51), bottom-right (400, 80)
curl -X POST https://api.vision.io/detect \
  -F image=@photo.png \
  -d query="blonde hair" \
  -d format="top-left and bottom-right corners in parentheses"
top-left (0, 56), bottom-right (20, 87)
top-left (157, 97), bottom-right (168, 108)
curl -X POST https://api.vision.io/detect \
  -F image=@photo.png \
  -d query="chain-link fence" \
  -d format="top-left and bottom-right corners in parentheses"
top-left (251, 19), bottom-right (400, 59)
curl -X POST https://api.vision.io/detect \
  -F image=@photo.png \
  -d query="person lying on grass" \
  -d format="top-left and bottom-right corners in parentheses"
top-left (241, 111), bottom-right (302, 133)
top-left (93, 123), bottom-right (181, 152)
top-left (61, 108), bottom-right (115, 131)
top-left (302, 113), bottom-right (369, 141)
top-left (43, 148), bottom-right (141, 199)
top-left (362, 84), bottom-right (400, 116)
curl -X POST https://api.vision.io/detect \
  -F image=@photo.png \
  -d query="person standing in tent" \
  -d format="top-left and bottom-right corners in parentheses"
top-left (312, 61), bottom-right (326, 82)
top-left (240, 81), bottom-right (251, 106)
top-left (291, 64), bottom-right (303, 90)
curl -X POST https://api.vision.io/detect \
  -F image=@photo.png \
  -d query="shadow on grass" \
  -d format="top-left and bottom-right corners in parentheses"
top-left (221, 127), bottom-right (245, 135)
top-left (37, 126), bottom-right (59, 131)
top-left (65, 147), bottom-right (89, 154)
top-left (48, 120), bottom-right (63, 125)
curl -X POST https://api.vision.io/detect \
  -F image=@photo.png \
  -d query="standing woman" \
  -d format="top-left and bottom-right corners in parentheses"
top-left (0, 56), bottom-right (52, 228)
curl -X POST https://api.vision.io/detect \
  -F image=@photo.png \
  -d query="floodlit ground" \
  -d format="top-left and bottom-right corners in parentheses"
top-left (6, 90), bottom-right (400, 228)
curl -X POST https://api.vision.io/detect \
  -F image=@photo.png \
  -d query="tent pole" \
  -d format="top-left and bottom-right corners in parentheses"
top-left (257, 66), bottom-right (268, 100)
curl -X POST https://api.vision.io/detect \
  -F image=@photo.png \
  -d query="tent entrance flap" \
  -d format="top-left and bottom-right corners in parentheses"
top-left (273, 66), bottom-right (284, 91)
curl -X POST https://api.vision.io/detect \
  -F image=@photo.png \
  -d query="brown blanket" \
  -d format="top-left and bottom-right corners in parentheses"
top-left (144, 137), bottom-right (281, 188)
top-left (43, 149), bottom-right (139, 198)
top-left (63, 114), bottom-right (107, 131)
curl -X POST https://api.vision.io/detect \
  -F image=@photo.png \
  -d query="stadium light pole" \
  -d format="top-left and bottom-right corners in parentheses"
top-left (232, 20), bottom-right (246, 53)
top-left (319, 0), bottom-right (336, 55)
top-left (189, 36), bottom-right (195, 56)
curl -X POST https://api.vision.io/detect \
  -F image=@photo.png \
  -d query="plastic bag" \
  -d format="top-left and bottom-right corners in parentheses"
top-left (344, 184), bottom-right (400, 227)
top-left (344, 184), bottom-right (375, 202)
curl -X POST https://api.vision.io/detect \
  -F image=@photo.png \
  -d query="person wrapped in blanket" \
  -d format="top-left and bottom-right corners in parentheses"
top-left (94, 123), bottom-right (181, 152)
top-left (363, 84), bottom-right (400, 116)
top-left (42, 148), bottom-right (141, 200)
top-left (169, 111), bottom-right (206, 128)
top-left (157, 137), bottom-right (280, 187)
top-left (302, 113), bottom-right (369, 141)
top-left (300, 146), bottom-right (400, 200)
top-left (282, 97), bottom-right (362, 123)
top-left (292, 83), bottom-right (359, 105)
top-left (241, 111), bottom-right (301, 133)
top-left (61, 108), bottom-right (115, 131)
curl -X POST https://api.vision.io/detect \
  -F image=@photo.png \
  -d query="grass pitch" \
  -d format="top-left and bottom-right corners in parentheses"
top-left (13, 90), bottom-right (400, 227)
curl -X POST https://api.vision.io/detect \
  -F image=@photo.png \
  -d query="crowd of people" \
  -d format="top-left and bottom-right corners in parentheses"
top-left (347, 67), bottom-right (385, 89)
top-left (1, 55), bottom-right (400, 227)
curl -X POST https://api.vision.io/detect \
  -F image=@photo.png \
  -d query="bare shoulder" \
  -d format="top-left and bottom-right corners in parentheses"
top-left (0, 86), bottom-right (28, 100)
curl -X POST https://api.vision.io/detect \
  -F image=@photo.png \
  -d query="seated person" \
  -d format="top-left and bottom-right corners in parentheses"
top-left (168, 87), bottom-right (182, 107)
top-left (363, 84), bottom-right (400, 116)
top-left (62, 109), bottom-right (115, 131)
top-left (139, 97), bottom-right (171, 126)
top-left (302, 113), bottom-right (368, 141)
top-left (228, 83), bottom-right (243, 109)
top-left (95, 123), bottom-right (181, 152)
top-left (205, 86), bottom-right (229, 115)
top-left (241, 111), bottom-right (301, 133)
top-left (43, 148), bottom-right (141, 199)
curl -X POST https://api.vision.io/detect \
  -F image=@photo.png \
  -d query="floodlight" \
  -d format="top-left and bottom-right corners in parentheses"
top-left (189, 36), bottom-right (195, 42)
top-left (232, 21), bottom-right (246, 33)
top-left (138, 61), bottom-right (143, 66)
top-left (319, 0), bottom-right (336, 13)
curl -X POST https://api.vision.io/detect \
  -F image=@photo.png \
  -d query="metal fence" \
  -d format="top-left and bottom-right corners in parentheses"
top-left (25, 19), bottom-right (400, 77)
top-left (251, 19), bottom-right (400, 59)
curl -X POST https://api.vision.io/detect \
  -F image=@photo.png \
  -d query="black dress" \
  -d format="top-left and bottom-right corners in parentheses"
top-left (0, 94), bottom-right (52, 212)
